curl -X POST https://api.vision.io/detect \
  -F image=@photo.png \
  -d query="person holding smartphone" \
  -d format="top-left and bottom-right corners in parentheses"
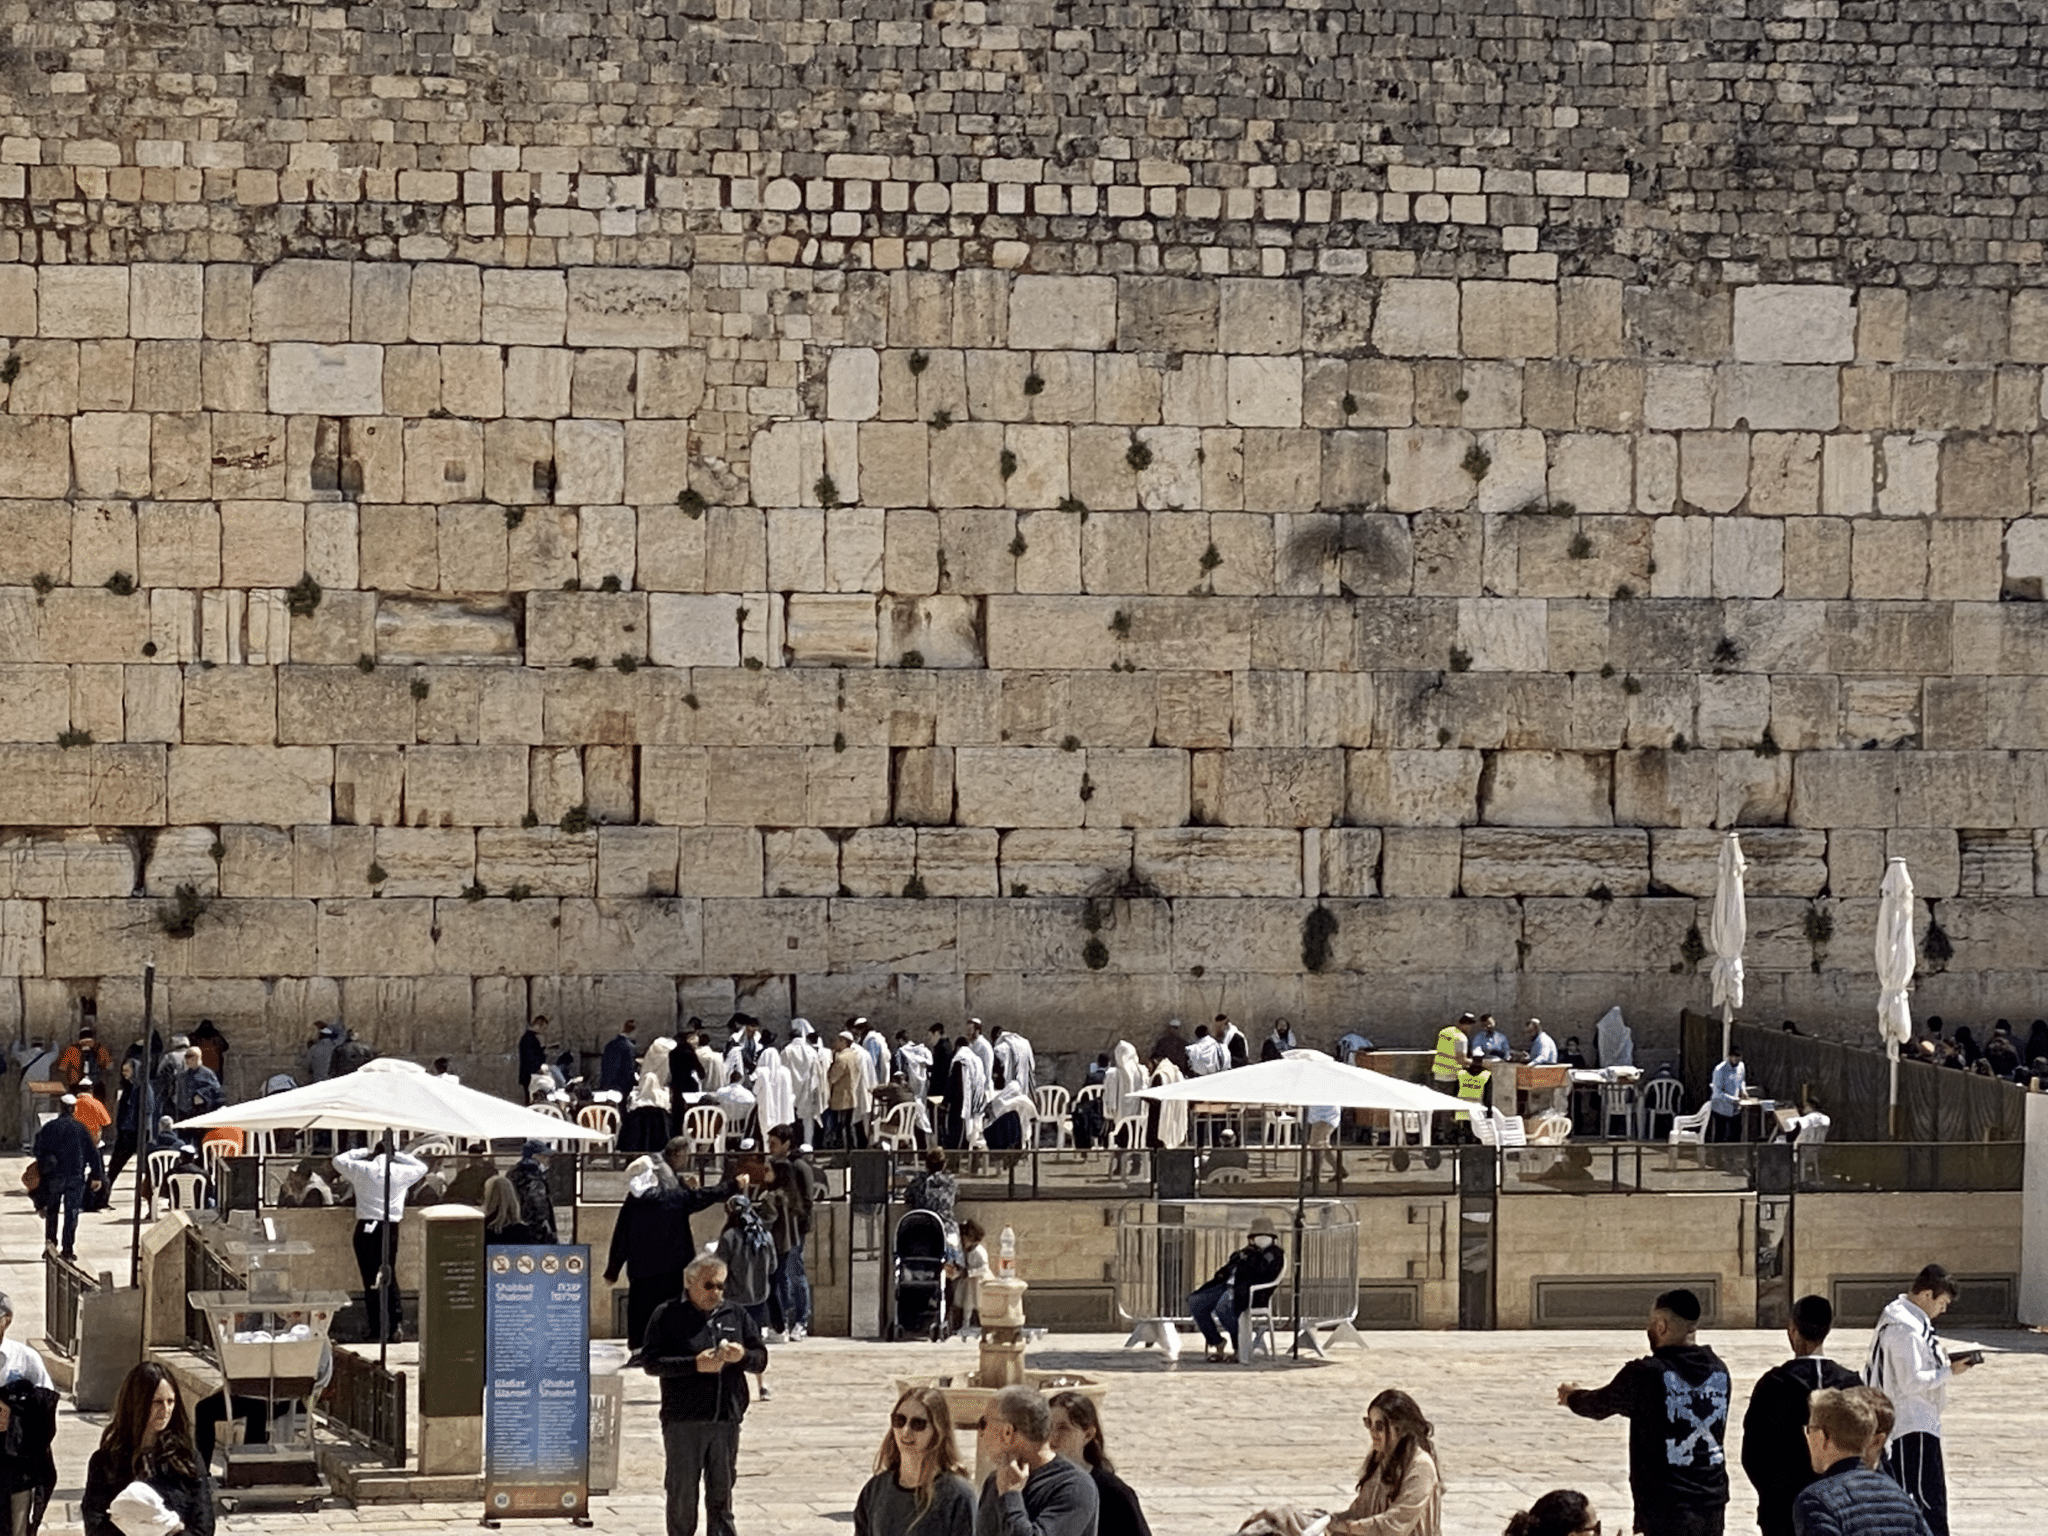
top-left (1865, 1264), bottom-right (1975, 1536)
top-left (643, 1255), bottom-right (769, 1536)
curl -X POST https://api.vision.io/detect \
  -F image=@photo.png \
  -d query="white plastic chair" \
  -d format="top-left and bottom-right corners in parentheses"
top-left (1033, 1086), bottom-right (1072, 1149)
top-left (576, 1104), bottom-right (621, 1150)
top-left (145, 1148), bottom-right (182, 1216)
top-left (200, 1139), bottom-right (236, 1183)
top-left (873, 1101), bottom-right (918, 1150)
top-left (683, 1104), bottom-right (725, 1154)
top-left (1639, 1077), bottom-right (1685, 1140)
top-left (531, 1102), bottom-right (567, 1121)
top-left (1260, 1109), bottom-right (1300, 1147)
top-left (1236, 1276), bottom-right (1284, 1365)
top-left (1203, 1164), bottom-right (1249, 1185)
top-left (1666, 1105), bottom-right (1713, 1168)
top-left (1600, 1081), bottom-right (1641, 1140)
top-left (164, 1172), bottom-right (208, 1210)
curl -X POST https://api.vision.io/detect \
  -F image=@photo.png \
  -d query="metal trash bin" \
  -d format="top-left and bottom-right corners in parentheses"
top-left (587, 1342), bottom-right (628, 1495)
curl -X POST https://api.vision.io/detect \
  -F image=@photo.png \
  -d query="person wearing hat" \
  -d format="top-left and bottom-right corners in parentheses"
top-left (509, 1141), bottom-right (559, 1245)
top-left (54, 1024), bottom-right (111, 1094)
top-left (31, 1096), bottom-right (105, 1261)
top-left (1525, 1017), bottom-right (1560, 1066)
top-left (825, 1031), bottom-right (873, 1149)
top-left (1186, 1216), bottom-right (1286, 1364)
top-left (1557, 1287), bottom-right (1732, 1536)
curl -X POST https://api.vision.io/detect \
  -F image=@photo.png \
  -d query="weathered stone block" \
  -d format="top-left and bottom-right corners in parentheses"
top-left (403, 744), bottom-right (527, 827)
top-left (251, 261), bottom-right (350, 343)
top-left (1345, 750), bottom-right (1481, 827)
top-left (955, 747), bottom-right (1085, 827)
top-left (372, 827), bottom-right (475, 896)
top-left (997, 829), bottom-right (1132, 897)
top-left (1132, 827), bottom-right (1301, 897)
top-left (786, 593), bottom-right (877, 666)
top-left (763, 829), bottom-right (839, 896)
top-left (525, 591), bottom-right (646, 667)
top-left (566, 268), bottom-right (688, 349)
top-left (1461, 281), bottom-right (1557, 359)
top-left (0, 829), bottom-right (137, 899)
top-left (1460, 828), bottom-right (1649, 897)
top-left (481, 269), bottom-right (567, 345)
top-left (38, 267), bottom-right (129, 339)
top-left (1010, 275), bottom-right (1114, 350)
top-left (1732, 286), bottom-right (1856, 364)
top-left (1480, 751), bottom-right (1613, 826)
top-left (1373, 280), bottom-right (1459, 357)
top-left (269, 343), bottom-right (384, 416)
top-left (168, 745), bottom-right (328, 825)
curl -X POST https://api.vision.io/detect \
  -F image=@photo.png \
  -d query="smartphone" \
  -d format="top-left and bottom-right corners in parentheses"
top-left (1950, 1349), bottom-right (1985, 1367)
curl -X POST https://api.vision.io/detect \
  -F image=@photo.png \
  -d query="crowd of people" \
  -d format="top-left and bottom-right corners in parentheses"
top-left (1911, 1016), bottom-right (2048, 1085)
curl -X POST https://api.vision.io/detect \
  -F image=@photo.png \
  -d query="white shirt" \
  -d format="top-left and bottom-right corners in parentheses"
top-left (332, 1150), bottom-right (429, 1223)
top-left (1186, 1036), bottom-right (1225, 1075)
top-left (1, 1336), bottom-right (53, 1389)
top-left (1527, 1032), bottom-right (1559, 1066)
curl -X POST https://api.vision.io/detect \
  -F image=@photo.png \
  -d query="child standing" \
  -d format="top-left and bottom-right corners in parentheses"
top-left (948, 1219), bottom-right (990, 1337)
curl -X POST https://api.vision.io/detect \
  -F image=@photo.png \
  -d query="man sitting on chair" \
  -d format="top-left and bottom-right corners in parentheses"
top-left (1187, 1215), bottom-right (1285, 1363)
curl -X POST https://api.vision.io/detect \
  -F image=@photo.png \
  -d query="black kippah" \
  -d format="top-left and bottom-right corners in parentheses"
top-left (1657, 1288), bottom-right (1703, 1323)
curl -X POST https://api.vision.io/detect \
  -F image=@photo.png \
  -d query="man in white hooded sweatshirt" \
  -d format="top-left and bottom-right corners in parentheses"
top-left (1864, 1262), bottom-right (1975, 1536)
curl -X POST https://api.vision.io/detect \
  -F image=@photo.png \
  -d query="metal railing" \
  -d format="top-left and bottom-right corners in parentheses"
top-left (43, 1248), bottom-right (109, 1359)
top-left (323, 1346), bottom-right (407, 1467)
top-left (1112, 1199), bottom-right (1362, 1333)
top-left (183, 1229), bottom-right (244, 1352)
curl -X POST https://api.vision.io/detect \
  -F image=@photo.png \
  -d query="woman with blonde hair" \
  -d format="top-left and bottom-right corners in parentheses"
top-left (1239, 1387), bottom-right (1442, 1536)
top-left (853, 1385), bottom-right (974, 1536)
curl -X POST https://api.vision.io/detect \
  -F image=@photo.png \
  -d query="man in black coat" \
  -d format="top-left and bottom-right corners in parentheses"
top-left (32, 1097), bottom-right (105, 1261)
top-left (606, 1167), bottom-right (744, 1358)
top-left (1745, 1295), bottom-right (1862, 1536)
top-left (1792, 1387), bottom-right (1933, 1536)
top-left (1186, 1215), bottom-right (1286, 1363)
top-left (926, 1024), bottom-right (956, 1147)
top-left (601, 1020), bottom-right (640, 1097)
top-left (517, 1015), bottom-right (549, 1091)
top-left (643, 1256), bottom-right (768, 1536)
top-left (509, 1141), bottom-right (559, 1244)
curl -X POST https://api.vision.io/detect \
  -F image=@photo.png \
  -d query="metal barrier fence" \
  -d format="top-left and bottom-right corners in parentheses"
top-left (43, 1248), bottom-right (108, 1359)
top-left (1112, 1199), bottom-right (1362, 1338)
top-left (323, 1346), bottom-right (407, 1467)
top-left (183, 1228), bottom-right (243, 1353)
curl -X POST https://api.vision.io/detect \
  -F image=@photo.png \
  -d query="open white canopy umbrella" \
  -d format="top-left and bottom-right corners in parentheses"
top-left (1135, 1048), bottom-right (1471, 1118)
top-left (1877, 858), bottom-right (1917, 1138)
top-left (176, 1057), bottom-right (611, 1142)
top-left (1709, 831), bottom-right (1748, 1063)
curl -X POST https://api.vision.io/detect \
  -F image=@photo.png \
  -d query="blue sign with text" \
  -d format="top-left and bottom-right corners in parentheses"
top-left (483, 1244), bottom-right (590, 1522)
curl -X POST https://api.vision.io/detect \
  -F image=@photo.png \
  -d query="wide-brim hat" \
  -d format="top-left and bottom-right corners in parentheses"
top-left (1248, 1216), bottom-right (1279, 1238)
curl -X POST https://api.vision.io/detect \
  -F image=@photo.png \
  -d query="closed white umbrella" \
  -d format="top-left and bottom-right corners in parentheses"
top-left (1876, 858), bottom-right (1917, 1138)
top-left (1709, 832), bottom-right (1747, 1064)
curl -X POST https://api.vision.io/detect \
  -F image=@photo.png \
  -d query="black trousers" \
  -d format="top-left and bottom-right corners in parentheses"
top-left (627, 1270), bottom-right (684, 1352)
top-left (1884, 1431), bottom-right (1948, 1536)
top-left (661, 1419), bottom-right (738, 1536)
top-left (352, 1220), bottom-right (402, 1339)
top-left (195, 1394), bottom-right (272, 1463)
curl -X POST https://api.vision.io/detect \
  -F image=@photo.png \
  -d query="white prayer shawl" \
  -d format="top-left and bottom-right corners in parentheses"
top-left (642, 1036), bottom-right (676, 1091)
top-left (696, 1044), bottom-right (727, 1092)
top-left (752, 1045), bottom-right (796, 1131)
top-left (1219, 1022), bottom-right (1247, 1063)
top-left (1185, 1036), bottom-right (1225, 1075)
top-left (1103, 1041), bottom-right (1146, 1125)
top-left (1150, 1060), bottom-right (1189, 1147)
top-left (982, 1080), bottom-right (1037, 1133)
top-left (628, 1066), bottom-right (668, 1112)
top-left (993, 1032), bottom-right (1036, 1095)
top-left (850, 1044), bottom-right (877, 1119)
top-left (862, 1029), bottom-right (891, 1084)
top-left (900, 1042), bottom-right (934, 1131)
top-left (723, 1044), bottom-right (749, 1086)
top-left (790, 1037), bottom-right (830, 1122)
top-left (968, 1033), bottom-right (995, 1077)
top-left (955, 1046), bottom-right (992, 1144)
top-left (713, 1081), bottom-right (757, 1119)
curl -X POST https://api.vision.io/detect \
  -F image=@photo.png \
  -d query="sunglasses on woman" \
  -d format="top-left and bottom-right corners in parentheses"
top-left (891, 1412), bottom-right (931, 1432)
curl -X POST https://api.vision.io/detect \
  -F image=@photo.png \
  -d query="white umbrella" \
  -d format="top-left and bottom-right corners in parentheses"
top-left (176, 1057), bottom-right (611, 1142)
top-left (1136, 1049), bottom-right (1471, 1118)
top-left (1709, 832), bottom-right (1747, 1063)
top-left (1876, 858), bottom-right (1917, 1138)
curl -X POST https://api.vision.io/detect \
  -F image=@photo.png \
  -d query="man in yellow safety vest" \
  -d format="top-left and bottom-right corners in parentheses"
top-left (1455, 1055), bottom-right (1493, 1141)
top-left (1433, 1012), bottom-right (1474, 1088)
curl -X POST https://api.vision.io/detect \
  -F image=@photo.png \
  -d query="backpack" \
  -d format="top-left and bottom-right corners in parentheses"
top-left (330, 1036), bottom-right (376, 1077)
top-left (715, 1200), bottom-right (775, 1308)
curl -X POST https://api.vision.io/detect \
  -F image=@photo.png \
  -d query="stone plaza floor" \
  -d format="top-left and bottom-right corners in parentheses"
top-left (6, 1168), bottom-right (2046, 1536)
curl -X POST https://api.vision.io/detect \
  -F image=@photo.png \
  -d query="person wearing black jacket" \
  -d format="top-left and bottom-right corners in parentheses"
top-left (517, 1016), bottom-right (549, 1091)
top-left (82, 1363), bottom-right (213, 1536)
top-left (1744, 1295), bottom-right (1862, 1536)
top-left (509, 1141), bottom-right (559, 1244)
top-left (1, 1295), bottom-right (60, 1536)
top-left (606, 1162), bottom-right (742, 1355)
top-left (1186, 1216), bottom-right (1286, 1364)
top-left (1559, 1288), bottom-right (1733, 1536)
top-left (1791, 1387), bottom-right (1933, 1536)
top-left (928, 1025), bottom-right (956, 1146)
top-left (32, 1097), bottom-right (105, 1261)
top-left (644, 1255), bottom-right (768, 1536)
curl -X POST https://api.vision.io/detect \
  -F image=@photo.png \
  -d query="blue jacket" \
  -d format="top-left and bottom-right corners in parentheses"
top-left (1791, 1460), bottom-right (1932, 1536)
top-left (34, 1114), bottom-right (106, 1188)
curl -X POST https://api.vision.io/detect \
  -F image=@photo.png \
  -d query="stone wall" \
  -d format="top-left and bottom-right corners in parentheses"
top-left (4, 0), bottom-right (2048, 1083)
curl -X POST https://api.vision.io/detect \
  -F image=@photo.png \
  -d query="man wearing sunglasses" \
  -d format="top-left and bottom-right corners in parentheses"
top-left (971, 1384), bottom-right (1097, 1536)
top-left (643, 1255), bottom-right (769, 1536)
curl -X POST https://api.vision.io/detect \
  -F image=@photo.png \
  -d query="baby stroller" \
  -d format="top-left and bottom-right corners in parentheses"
top-left (891, 1209), bottom-right (952, 1340)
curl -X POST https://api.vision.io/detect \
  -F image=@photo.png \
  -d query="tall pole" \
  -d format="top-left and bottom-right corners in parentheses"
top-left (129, 963), bottom-right (155, 1287)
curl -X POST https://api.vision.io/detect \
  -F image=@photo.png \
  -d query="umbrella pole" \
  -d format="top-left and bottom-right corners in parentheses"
top-left (1720, 1001), bottom-right (1731, 1069)
top-left (129, 963), bottom-right (155, 1287)
top-left (1290, 1131), bottom-right (1306, 1362)
top-left (379, 1124), bottom-right (395, 1368)
top-left (1888, 1044), bottom-right (1899, 1141)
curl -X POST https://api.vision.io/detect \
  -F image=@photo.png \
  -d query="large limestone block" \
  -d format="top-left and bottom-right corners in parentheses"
top-left (955, 898), bottom-right (1172, 975)
top-left (408, 264), bottom-right (482, 344)
top-left (0, 829), bottom-right (137, 898)
top-left (786, 594), bottom-right (877, 666)
top-left (403, 419), bottom-right (485, 504)
top-left (1373, 280), bottom-right (1459, 357)
top-left (131, 265), bottom-right (204, 340)
top-left (676, 827), bottom-right (762, 896)
top-left (1132, 828), bottom-right (1301, 897)
top-left (1457, 597), bottom-right (1549, 671)
top-left (596, 826), bottom-right (680, 897)
top-left (554, 419), bottom-right (626, 505)
top-left (1082, 749), bottom-right (1190, 829)
top-left (218, 501), bottom-right (306, 588)
top-left (0, 420), bottom-right (73, 498)
top-left (1218, 279), bottom-right (1302, 356)
top-left (334, 745), bottom-right (404, 826)
top-left (314, 897), bottom-right (437, 975)
top-left (1460, 828), bottom-right (1649, 897)
top-left (1732, 286), bottom-right (1856, 364)
top-left (438, 503), bottom-right (509, 593)
top-left (375, 598), bottom-right (520, 665)
top-left (1386, 429), bottom-right (1477, 511)
top-left (404, 745), bottom-right (529, 827)
top-left (1317, 827), bottom-right (1382, 897)
top-left (1479, 751), bottom-right (1614, 826)
top-left (293, 825), bottom-right (377, 897)
top-left (473, 827), bottom-right (595, 897)
top-left (955, 747), bottom-right (1085, 827)
top-left (557, 897), bottom-right (702, 974)
top-left (277, 666), bottom-right (415, 743)
top-left (72, 414), bottom-right (153, 498)
top-left (251, 261), bottom-right (351, 343)
top-left (1120, 277), bottom-right (1218, 352)
top-left (1216, 748), bottom-right (1344, 827)
top-left (649, 593), bottom-right (739, 668)
top-left (525, 592), bottom-right (647, 666)
top-left (269, 343), bottom-right (384, 416)
top-left (1378, 827), bottom-right (1461, 897)
top-left (1226, 357), bottom-right (1303, 428)
top-left (38, 267), bottom-right (130, 339)
top-left (1461, 282), bottom-right (1557, 359)
top-left (825, 899), bottom-right (960, 970)
top-left (914, 827), bottom-right (998, 897)
top-left (1520, 896), bottom-right (1697, 973)
top-left (890, 747), bottom-right (955, 826)
top-left (0, 900), bottom-right (43, 977)
top-left (806, 746), bottom-right (890, 827)
top-left (1171, 898), bottom-right (1314, 974)
top-left (372, 827), bottom-right (476, 896)
top-left (481, 269), bottom-right (567, 345)
top-left (997, 829), bottom-right (1132, 897)
top-left (168, 745), bottom-right (329, 825)
top-left (704, 745), bottom-right (808, 826)
top-left (625, 421), bottom-right (690, 507)
top-left (837, 827), bottom-right (914, 897)
top-left (181, 665), bottom-right (277, 744)
top-left (433, 895), bottom-right (563, 973)
top-left (1009, 276), bottom-right (1113, 350)
top-left (215, 824), bottom-right (293, 898)
top-left (1716, 366), bottom-right (1840, 432)
top-left (700, 898), bottom-right (830, 973)
top-left (566, 268), bottom-right (689, 349)
top-left (136, 502), bottom-right (221, 589)
top-left (1344, 750), bottom-right (1482, 828)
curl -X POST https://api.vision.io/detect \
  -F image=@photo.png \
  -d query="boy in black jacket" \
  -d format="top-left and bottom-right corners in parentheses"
top-left (643, 1256), bottom-right (768, 1536)
top-left (1744, 1295), bottom-right (1862, 1536)
top-left (1559, 1287), bottom-right (1733, 1536)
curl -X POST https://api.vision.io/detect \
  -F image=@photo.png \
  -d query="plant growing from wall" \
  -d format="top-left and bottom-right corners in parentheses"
top-left (506, 882), bottom-right (534, 902)
top-left (57, 727), bottom-right (92, 748)
top-left (1447, 647), bottom-right (1472, 673)
top-left (411, 677), bottom-right (430, 700)
top-left (902, 873), bottom-right (929, 899)
top-left (157, 884), bottom-right (210, 939)
top-left (999, 448), bottom-right (1017, 480)
top-left (899, 649), bottom-right (924, 669)
top-left (1009, 532), bottom-right (1028, 557)
top-left (1109, 610), bottom-right (1131, 637)
top-left (598, 574), bottom-right (622, 592)
top-left (1803, 900), bottom-right (1833, 973)
top-left (571, 656), bottom-right (598, 670)
top-left (1057, 496), bottom-right (1088, 517)
top-left (1921, 913), bottom-right (1953, 973)
top-left (286, 574), bottom-right (322, 616)
top-left (1566, 532), bottom-right (1593, 560)
top-left (356, 654), bottom-right (376, 672)
top-left (908, 350), bottom-right (930, 375)
top-left (1301, 905), bottom-right (1338, 973)
top-left (560, 804), bottom-right (593, 835)
top-left (1461, 445), bottom-right (1490, 481)
top-left (1125, 438), bottom-right (1152, 472)
top-left (814, 472), bottom-right (838, 508)
top-left (1083, 936), bottom-right (1109, 969)
top-left (1023, 372), bottom-right (1045, 395)
top-left (30, 573), bottom-right (52, 599)
top-left (104, 572), bottom-right (136, 596)
top-left (614, 653), bottom-right (639, 673)
top-left (0, 350), bottom-right (19, 385)
top-left (504, 505), bottom-right (526, 530)
top-left (677, 487), bottom-right (707, 518)
top-left (1341, 392), bottom-right (1358, 416)
top-left (367, 862), bottom-right (388, 886)
top-left (929, 408), bottom-right (953, 430)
